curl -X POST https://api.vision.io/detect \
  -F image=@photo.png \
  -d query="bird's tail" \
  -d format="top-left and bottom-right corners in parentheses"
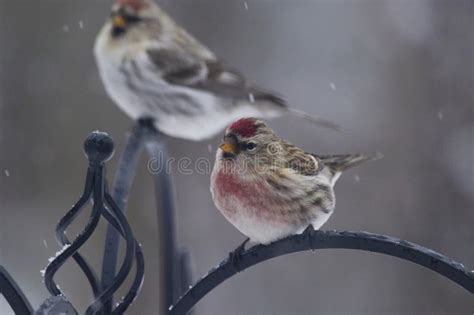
top-left (319, 152), bottom-right (383, 172)
top-left (252, 89), bottom-right (341, 132)
top-left (284, 108), bottom-right (342, 131)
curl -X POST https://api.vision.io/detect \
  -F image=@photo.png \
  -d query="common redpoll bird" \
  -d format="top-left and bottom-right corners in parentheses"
top-left (211, 118), bottom-right (381, 245)
top-left (94, 0), bottom-right (339, 141)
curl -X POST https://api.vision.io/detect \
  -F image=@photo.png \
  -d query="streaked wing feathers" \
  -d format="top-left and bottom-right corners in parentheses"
top-left (282, 142), bottom-right (322, 176)
top-left (146, 48), bottom-right (206, 85)
top-left (146, 48), bottom-right (286, 107)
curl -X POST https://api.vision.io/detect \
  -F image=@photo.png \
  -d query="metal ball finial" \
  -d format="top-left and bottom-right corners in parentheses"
top-left (84, 131), bottom-right (115, 164)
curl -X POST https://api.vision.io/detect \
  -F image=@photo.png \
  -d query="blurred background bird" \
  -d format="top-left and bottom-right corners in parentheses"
top-left (94, 0), bottom-right (339, 141)
top-left (211, 118), bottom-right (381, 245)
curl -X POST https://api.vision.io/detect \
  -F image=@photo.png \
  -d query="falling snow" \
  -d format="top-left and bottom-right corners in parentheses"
top-left (56, 244), bottom-right (71, 256)
top-left (353, 174), bottom-right (361, 183)
top-left (4, 169), bottom-right (9, 177)
top-left (330, 83), bottom-right (337, 91)
top-left (438, 111), bottom-right (444, 120)
top-left (244, 1), bottom-right (249, 10)
top-left (207, 144), bottom-right (213, 154)
top-left (43, 240), bottom-right (48, 248)
top-left (79, 20), bottom-right (84, 29)
top-left (45, 244), bottom-right (71, 267)
top-left (168, 305), bottom-right (173, 311)
top-left (62, 25), bottom-right (70, 32)
top-left (249, 93), bottom-right (255, 103)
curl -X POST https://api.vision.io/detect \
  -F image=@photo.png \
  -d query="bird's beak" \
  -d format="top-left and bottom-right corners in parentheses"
top-left (112, 15), bottom-right (127, 29)
top-left (219, 142), bottom-right (237, 155)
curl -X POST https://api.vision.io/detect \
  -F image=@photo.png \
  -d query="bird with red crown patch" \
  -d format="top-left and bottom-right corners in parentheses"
top-left (211, 118), bottom-right (382, 252)
top-left (94, 0), bottom-right (340, 141)
top-left (116, 0), bottom-right (145, 12)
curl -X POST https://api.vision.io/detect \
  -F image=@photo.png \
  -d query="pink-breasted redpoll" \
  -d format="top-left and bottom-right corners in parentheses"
top-left (94, 0), bottom-right (339, 141)
top-left (211, 118), bottom-right (381, 245)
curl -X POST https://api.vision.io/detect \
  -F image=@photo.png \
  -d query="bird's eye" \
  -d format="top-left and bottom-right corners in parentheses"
top-left (245, 142), bottom-right (257, 151)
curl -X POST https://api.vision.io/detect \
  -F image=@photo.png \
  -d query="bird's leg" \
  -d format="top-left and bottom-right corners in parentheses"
top-left (303, 224), bottom-right (315, 235)
top-left (229, 238), bottom-right (250, 272)
top-left (236, 237), bottom-right (250, 253)
top-left (302, 224), bottom-right (316, 250)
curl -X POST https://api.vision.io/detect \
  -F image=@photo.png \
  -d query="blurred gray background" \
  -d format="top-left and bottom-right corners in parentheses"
top-left (0, 0), bottom-right (473, 314)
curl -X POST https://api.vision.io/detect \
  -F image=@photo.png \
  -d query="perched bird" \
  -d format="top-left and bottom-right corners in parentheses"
top-left (94, 0), bottom-right (339, 141)
top-left (211, 118), bottom-right (381, 245)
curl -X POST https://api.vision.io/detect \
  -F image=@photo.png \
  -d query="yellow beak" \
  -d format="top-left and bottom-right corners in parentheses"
top-left (112, 15), bottom-right (127, 28)
top-left (219, 142), bottom-right (236, 154)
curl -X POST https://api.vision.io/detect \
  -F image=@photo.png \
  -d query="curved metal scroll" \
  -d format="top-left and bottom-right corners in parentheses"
top-left (170, 228), bottom-right (474, 314)
top-left (0, 266), bottom-right (33, 314)
top-left (42, 131), bottom-right (145, 315)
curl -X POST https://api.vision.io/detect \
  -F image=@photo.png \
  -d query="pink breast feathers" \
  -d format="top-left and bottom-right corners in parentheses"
top-left (214, 171), bottom-right (253, 212)
top-left (213, 169), bottom-right (279, 222)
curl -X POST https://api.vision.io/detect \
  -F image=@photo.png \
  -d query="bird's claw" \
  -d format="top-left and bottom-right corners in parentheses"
top-left (303, 224), bottom-right (315, 235)
top-left (229, 238), bottom-right (250, 272)
top-left (303, 224), bottom-right (316, 250)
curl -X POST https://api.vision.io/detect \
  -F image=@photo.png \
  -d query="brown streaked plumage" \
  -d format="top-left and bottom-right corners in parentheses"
top-left (95, 0), bottom-right (340, 141)
top-left (211, 118), bottom-right (382, 244)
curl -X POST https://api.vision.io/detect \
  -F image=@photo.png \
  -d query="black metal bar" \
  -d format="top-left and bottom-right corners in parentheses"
top-left (99, 119), bottom-right (188, 313)
top-left (41, 131), bottom-right (145, 314)
top-left (44, 166), bottom-right (105, 297)
top-left (101, 120), bottom-right (149, 313)
top-left (55, 167), bottom-right (102, 298)
top-left (169, 229), bottom-right (474, 314)
top-left (86, 191), bottom-right (137, 314)
top-left (177, 249), bottom-right (193, 301)
top-left (100, 201), bottom-right (145, 315)
top-left (145, 136), bottom-right (179, 313)
top-left (0, 266), bottom-right (33, 314)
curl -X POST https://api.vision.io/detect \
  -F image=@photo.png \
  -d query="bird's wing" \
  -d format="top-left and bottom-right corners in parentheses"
top-left (282, 142), bottom-right (323, 176)
top-left (146, 48), bottom-right (287, 106)
top-left (265, 151), bottom-right (325, 201)
top-left (145, 48), bottom-right (340, 131)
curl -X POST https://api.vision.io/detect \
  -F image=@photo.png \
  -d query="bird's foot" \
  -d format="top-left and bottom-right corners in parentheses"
top-left (302, 224), bottom-right (316, 250)
top-left (229, 238), bottom-right (250, 272)
top-left (137, 117), bottom-right (161, 137)
top-left (303, 224), bottom-right (315, 234)
top-left (137, 117), bottom-right (155, 129)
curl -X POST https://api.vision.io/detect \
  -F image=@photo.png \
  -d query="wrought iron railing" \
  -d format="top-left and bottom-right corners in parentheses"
top-left (169, 228), bottom-right (474, 314)
top-left (100, 119), bottom-right (192, 314)
top-left (0, 266), bottom-right (33, 314)
top-left (41, 131), bottom-right (145, 314)
top-left (0, 127), bottom-right (472, 315)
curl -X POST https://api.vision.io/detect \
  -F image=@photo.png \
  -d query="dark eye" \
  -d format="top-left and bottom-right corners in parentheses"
top-left (245, 142), bottom-right (257, 151)
top-left (110, 10), bottom-right (143, 24)
top-left (124, 15), bottom-right (142, 24)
